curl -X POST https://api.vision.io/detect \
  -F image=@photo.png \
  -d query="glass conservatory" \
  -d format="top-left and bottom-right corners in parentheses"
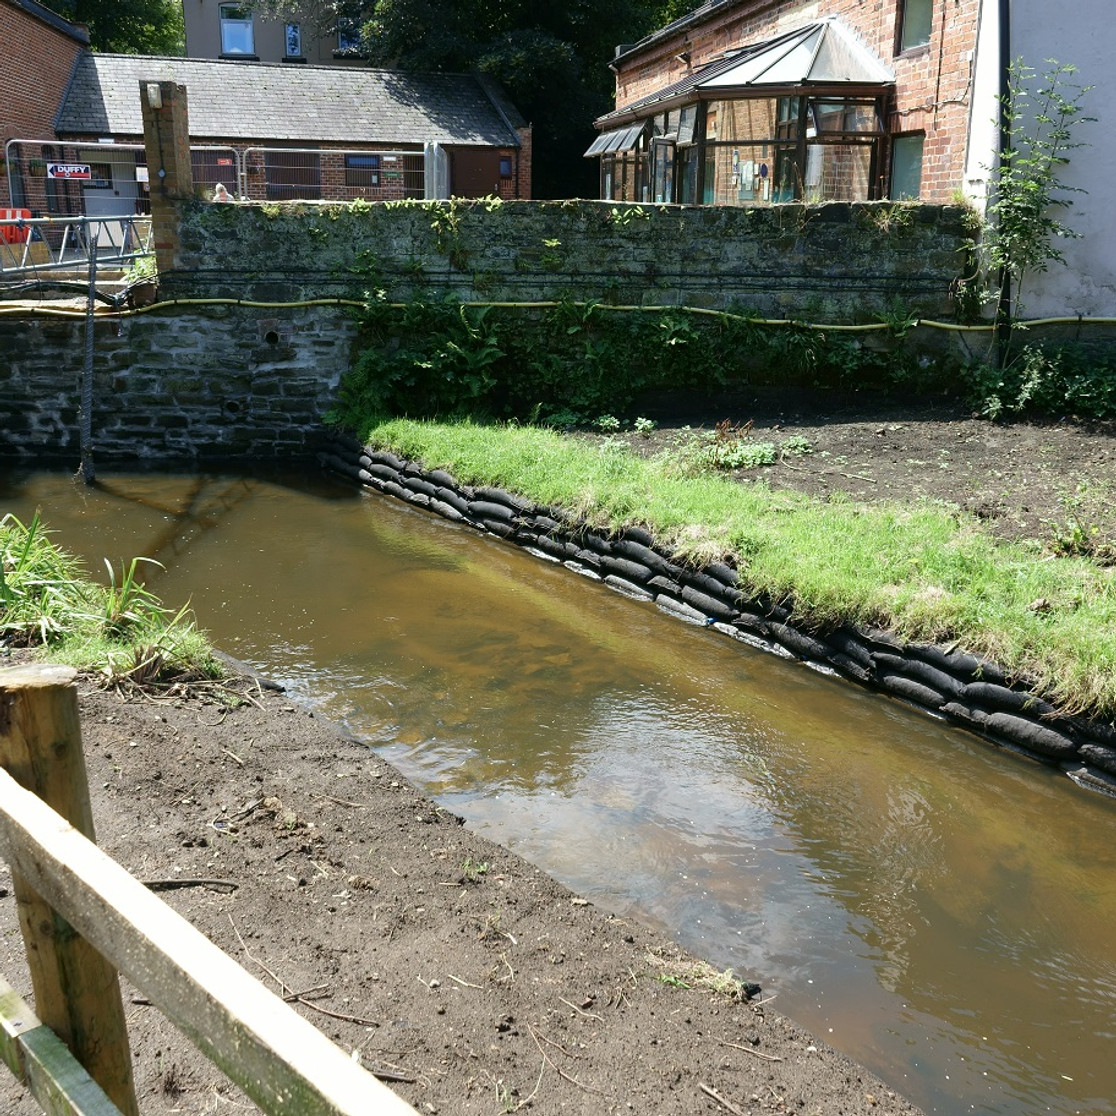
top-left (587, 19), bottom-right (895, 206)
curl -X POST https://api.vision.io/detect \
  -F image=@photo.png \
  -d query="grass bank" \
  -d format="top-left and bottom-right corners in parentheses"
top-left (0, 512), bottom-right (219, 687)
top-left (360, 417), bottom-right (1116, 719)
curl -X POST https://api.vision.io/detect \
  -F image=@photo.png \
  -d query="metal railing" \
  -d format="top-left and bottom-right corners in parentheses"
top-left (0, 215), bottom-right (152, 278)
top-left (242, 147), bottom-right (425, 203)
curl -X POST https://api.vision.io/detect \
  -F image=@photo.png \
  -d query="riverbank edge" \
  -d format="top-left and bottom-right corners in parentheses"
top-left (0, 655), bottom-right (927, 1116)
top-left (318, 434), bottom-right (1116, 801)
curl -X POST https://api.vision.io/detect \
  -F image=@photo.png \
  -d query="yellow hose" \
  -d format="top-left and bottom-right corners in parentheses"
top-left (2, 295), bottom-right (1114, 334)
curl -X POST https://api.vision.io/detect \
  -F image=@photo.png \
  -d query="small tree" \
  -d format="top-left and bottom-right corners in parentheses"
top-left (985, 59), bottom-right (1094, 323)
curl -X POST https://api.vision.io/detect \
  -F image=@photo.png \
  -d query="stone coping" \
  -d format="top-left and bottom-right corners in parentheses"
top-left (320, 437), bottom-right (1116, 801)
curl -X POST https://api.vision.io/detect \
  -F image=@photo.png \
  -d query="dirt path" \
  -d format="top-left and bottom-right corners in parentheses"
top-left (0, 671), bottom-right (922, 1116)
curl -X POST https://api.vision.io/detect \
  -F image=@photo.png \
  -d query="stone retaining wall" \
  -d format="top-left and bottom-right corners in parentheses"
top-left (0, 307), bottom-right (353, 462)
top-left (170, 198), bottom-right (970, 323)
top-left (319, 437), bottom-right (1116, 800)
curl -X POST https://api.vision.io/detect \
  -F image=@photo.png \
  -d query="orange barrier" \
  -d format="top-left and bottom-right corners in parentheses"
top-left (0, 208), bottom-right (31, 244)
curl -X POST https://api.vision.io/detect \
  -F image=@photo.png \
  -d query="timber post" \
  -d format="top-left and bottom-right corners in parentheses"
top-left (0, 664), bottom-right (139, 1116)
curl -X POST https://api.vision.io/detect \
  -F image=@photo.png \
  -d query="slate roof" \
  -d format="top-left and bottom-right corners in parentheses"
top-left (55, 54), bottom-right (524, 147)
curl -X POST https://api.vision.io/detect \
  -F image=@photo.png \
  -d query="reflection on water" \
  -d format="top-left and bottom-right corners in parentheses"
top-left (5, 468), bottom-right (1116, 1116)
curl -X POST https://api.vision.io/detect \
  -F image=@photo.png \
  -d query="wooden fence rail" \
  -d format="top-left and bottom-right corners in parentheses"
top-left (0, 664), bottom-right (419, 1116)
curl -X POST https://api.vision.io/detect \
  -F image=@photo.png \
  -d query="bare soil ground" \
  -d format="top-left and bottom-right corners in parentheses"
top-left (625, 387), bottom-right (1116, 550)
top-left (0, 672), bottom-right (922, 1116)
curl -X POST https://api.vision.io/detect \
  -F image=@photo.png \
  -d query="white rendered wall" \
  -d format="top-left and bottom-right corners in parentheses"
top-left (1001, 1), bottom-right (1114, 317)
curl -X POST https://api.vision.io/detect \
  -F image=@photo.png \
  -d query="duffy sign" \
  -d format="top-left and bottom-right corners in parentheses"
top-left (47, 164), bottom-right (92, 179)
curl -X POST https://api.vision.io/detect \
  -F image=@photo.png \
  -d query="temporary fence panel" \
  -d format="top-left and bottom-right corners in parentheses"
top-left (243, 147), bottom-right (424, 203)
top-left (4, 140), bottom-right (242, 217)
top-left (0, 215), bottom-right (152, 277)
top-left (191, 146), bottom-right (243, 201)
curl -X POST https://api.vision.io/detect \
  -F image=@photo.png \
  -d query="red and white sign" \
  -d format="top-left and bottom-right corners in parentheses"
top-left (47, 163), bottom-right (92, 180)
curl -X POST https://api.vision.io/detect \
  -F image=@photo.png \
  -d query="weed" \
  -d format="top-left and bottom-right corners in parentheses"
top-left (645, 954), bottom-right (757, 1000)
top-left (462, 857), bottom-right (489, 882)
top-left (607, 206), bottom-right (651, 229)
top-left (0, 513), bottom-right (219, 686)
top-left (594, 414), bottom-right (621, 432)
top-left (1048, 482), bottom-right (1116, 565)
top-left (985, 60), bottom-right (1094, 321)
top-left (657, 973), bottom-right (690, 989)
top-left (633, 416), bottom-right (657, 437)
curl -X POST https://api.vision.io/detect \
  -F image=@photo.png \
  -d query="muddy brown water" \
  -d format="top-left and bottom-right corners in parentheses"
top-left (4, 468), bottom-right (1115, 1116)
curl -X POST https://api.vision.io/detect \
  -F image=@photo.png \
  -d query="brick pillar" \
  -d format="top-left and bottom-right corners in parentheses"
top-left (139, 81), bottom-right (193, 276)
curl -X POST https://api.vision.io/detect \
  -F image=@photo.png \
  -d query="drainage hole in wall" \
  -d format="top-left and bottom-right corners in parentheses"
top-left (225, 400), bottom-right (242, 414)
top-left (264, 330), bottom-right (281, 345)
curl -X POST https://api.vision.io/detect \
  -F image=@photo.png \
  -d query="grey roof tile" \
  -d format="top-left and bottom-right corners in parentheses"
top-left (56, 54), bottom-right (521, 147)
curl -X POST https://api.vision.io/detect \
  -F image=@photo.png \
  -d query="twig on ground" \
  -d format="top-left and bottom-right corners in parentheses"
top-left (222, 748), bottom-right (244, 766)
top-left (512, 1058), bottom-right (547, 1112)
top-left (227, 914), bottom-right (380, 1027)
top-left (448, 973), bottom-right (483, 989)
top-left (281, 984), bottom-right (329, 1003)
top-left (534, 1030), bottom-right (581, 1060)
top-left (309, 792), bottom-right (369, 808)
top-left (144, 878), bottom-right (239, 893)
top-left (699, 1082), bottom-right (746, 1115)
top-left (526, 1022), bottom-right (610, 1098)
top-left (719, 1039), bottom-right (783, 1062)
top-left (559, 996), bottom-right (603, 1021)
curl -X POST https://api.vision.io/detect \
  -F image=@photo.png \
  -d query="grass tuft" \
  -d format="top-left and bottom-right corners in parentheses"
top-left (1, 512), bottom-right (221, 688)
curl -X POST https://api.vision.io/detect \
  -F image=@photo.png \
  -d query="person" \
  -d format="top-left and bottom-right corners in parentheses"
top-left (213, 183), bottom-right (231, 203)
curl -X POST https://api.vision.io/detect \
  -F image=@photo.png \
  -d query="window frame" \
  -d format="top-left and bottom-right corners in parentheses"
top-left (896, 0), bottom-right (933, 54)
top-left (344, 152), bottom-right (381, 188)
top-left (218, 3), bottom-right (255, 56)
top-left (888, 131), bottom-right (925, 199)
top-left (336, 18), bottom-right (363, 53)
top-left (284, 22), bottom-right (302, 59)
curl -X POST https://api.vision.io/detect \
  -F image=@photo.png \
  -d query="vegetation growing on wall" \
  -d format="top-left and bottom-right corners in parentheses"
top-left (330, 298), bottom-right (931, 429)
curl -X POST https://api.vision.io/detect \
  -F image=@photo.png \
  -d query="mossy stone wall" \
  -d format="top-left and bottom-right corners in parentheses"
top-left (170, 199), bottom-right (970, 322)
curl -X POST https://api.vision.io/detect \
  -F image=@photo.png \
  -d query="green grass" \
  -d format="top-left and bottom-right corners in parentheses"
top-left (1, 512), bottom-right (221, 687)
top-left (359, 417), bottom-right (1116, 719)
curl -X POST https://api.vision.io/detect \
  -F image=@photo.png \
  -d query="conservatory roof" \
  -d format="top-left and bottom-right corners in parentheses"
top-left (594, 18), bottom-right (894, 131)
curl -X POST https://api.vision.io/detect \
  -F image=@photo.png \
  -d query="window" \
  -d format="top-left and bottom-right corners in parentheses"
top-left (337, 18), bottom-right (362, 52)
top-left (285, 22), bottom-right (302, 58)
top-left (499, 155), bottom-right (512, 178)
top-left (345, 153), bottom-right (380, 188)
top-left (898, 0), bottom-right (932, 52)
top-left (219, 4), bottom-right (254, 55)
top-left (890, 133), bottom-right (924, 199)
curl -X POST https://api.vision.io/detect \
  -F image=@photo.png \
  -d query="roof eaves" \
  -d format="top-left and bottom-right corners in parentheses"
top-left (12, 0), bottom-right (90, 45)
top-left (611, 0), bottom-right (739, 69)
top-left (52, 47), bottom-right (90, 133)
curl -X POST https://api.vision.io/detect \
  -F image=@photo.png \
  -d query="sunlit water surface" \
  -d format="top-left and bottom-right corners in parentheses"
top-left (4, 469), bottom-right (1115, 1116)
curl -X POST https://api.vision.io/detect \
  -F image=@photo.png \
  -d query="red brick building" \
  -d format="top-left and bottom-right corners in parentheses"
top-left (587, 0), bottom-right (978, 205)
top-left (2, 3), bottom-right (530, 221)
top-left (0, 0), bottom-right (89, 209)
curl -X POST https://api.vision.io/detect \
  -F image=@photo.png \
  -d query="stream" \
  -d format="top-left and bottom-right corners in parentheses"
top-left (3, 466), bottom-right (1115, 1116)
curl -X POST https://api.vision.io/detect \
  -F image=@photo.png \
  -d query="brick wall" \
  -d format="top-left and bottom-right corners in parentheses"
top-left (0, 0), bottom-right (88, 208)
top-left (611, 0), bottom-right (979, 204)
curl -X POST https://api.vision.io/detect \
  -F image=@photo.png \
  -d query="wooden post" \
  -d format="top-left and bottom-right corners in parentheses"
top-left (0, 665), bottom-right (139, 1116)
